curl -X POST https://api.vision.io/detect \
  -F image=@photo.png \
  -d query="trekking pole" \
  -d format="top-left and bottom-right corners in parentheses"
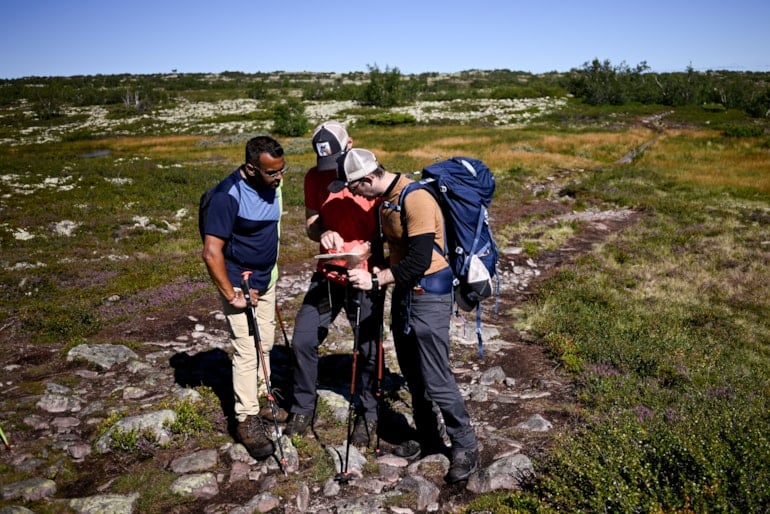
top-left (0, 424), bottom-right (11, 451)
top-left (373, 286), bottom-right (386, 458)
top-left (335, 282), bottom-right (362, 485)
top-left (275, 304), bottom-right (291, 348)
top-left (241, 272), bottom-right (287, 475)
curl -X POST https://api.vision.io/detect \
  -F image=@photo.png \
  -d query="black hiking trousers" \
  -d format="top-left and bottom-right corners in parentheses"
top-left (290, 272), bottom-right (379, 420)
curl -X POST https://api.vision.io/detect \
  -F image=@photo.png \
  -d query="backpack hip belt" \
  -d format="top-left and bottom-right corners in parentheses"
top-left (413, 266), bottom-right (454, 295)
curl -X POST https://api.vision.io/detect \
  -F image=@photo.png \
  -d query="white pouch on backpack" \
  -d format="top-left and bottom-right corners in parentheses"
top-left (455, 253), bottom-right (493, 313)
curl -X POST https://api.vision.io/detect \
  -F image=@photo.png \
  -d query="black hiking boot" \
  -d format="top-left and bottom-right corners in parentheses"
top-left (445, 448), bottom-right (479, 483)
top-left (285, 412), bottom-right (312, 436)
top-left (393, 439), bottom-right (422, 460)
top-left (351, 417), bottom-right (377, 447)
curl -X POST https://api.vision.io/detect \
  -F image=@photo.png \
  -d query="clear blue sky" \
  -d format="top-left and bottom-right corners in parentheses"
top-left (2, 0), bottom-right (768, 79)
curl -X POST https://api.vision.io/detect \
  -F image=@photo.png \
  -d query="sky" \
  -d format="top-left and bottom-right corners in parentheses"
top-left (2, 0), bottom-right (769, 79)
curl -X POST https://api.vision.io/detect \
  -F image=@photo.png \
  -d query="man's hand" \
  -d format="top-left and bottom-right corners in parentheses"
top-left (229, 289), bottom-right (247, 309)
top-left (248, 289), bottom-right (260, 306)
top-left (229, 287), bottom-right (258, 308)
top-left (348, 268), bottom-right (373, 290)
top-left (320, 230), bottom-right (344, 251)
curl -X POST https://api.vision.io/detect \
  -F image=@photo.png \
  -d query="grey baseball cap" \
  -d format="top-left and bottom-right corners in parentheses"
top-left (328, 148), bottom-right (379, 193)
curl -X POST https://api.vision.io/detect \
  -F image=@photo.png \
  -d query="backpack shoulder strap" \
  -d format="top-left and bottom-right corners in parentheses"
top-left (388, 181), bottom-right (447, 256)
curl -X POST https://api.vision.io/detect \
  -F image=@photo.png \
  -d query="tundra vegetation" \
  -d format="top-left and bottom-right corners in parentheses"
top-left (0, 62), bottom-right (769, 512)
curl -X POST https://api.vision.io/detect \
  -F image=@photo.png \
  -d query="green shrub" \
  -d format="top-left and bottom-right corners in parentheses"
top-left (361, 112), bottom-right (416, 126)
top-left (164, 397), bottom-right (214, 442)
top-left (22, 303), bottom-right (102, 343)
top-left (272, 98), bottom-right (309, 136)
top-left (528, 395), bottom-right (770, 512)
top-left (360, 64), bottom-right (415, 107)
top-left (721, 124), bottom-right (765, 137)
top-left (701, 102), bottom-right (726, 112)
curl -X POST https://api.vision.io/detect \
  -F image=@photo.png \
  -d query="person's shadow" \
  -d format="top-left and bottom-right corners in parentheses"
top-left (169, 348), bottom-right (238, 436)
top-left (169, 345), bottom-right (296, 438)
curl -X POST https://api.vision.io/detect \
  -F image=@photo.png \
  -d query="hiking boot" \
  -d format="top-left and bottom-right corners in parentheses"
top-left (235, 415), bottom-right (274, 460)
top-left (351, 417), bottom-right (377, 447)
top-left (258, 402), bottom-right (289, 423)
top-left (445, 448), bottom-right (479, 483)
top-left (393, 439), bottom-right (422, 460)
top-left (285, 413), bottom-right (312, 436)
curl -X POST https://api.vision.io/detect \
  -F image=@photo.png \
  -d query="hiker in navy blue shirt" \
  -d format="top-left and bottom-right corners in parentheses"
top-left (334, 148), bottom-right (480, 484)
top-left (201, 135), bottom-right (288, 459)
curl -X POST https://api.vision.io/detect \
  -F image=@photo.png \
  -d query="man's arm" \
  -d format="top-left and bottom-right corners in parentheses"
top-left (305, 208), bottom-right (323, 242)
top-left (306, 207), bottom-right (345, 250)
top-left (202, 235), bottom-right (239, 302)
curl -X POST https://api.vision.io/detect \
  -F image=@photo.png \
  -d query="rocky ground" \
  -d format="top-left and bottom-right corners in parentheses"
top-left (0, 170), bottom-right (642, 512)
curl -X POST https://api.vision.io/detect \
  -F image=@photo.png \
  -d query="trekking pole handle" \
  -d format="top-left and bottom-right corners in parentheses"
top-left (240, 271), bottom-right (260, 341)
top-left (240, 271), bottom-right (257, 305)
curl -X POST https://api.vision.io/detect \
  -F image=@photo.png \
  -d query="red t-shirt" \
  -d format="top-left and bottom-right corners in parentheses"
top-left (304, 167), bottom-right (379, 281)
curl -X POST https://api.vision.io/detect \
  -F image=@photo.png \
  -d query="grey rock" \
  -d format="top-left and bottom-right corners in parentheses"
top-left (326, 444), bottom-right (366, 478)
top-left (36, 392), bottom-right (81, 413)
top-left (229, 492), bottom-right (281, 513)
top-left (67, 343), bottom-right (139, 369)
top-left (323, 477), bottom-right (340, 497)
top-left (296, 482), bottom-right (310, 512)
top-left (0, 506), bottom-right (37, 514)
top-left (51, 416), bottom-right (80, 431)
top-left (67, 442), bottom-right (92, 460)
top-left (170, 448), bottom-right (218, 473)
top-left (515, 413), bottom-right (553, 432)
top-left (406, 452), bottom-right (450, 477)
top-left (170, 472), bottom-right (219, 499)
top-left (69, 493), bottom-right (140, 514)
top-left (95, 409), bottom-right (176, 453)
top-left (228, 460), bottom-right (250, 483)
top-left (0, 477), bottom-right (56, 501)
top-left (122, 386), bottom-right (148, 400)
top-left (466, 454), bottom-right (535, 493)
top-left (479, 365), bottom-right (506, 385)
top-left (395, 475), bottom-right (440, 512)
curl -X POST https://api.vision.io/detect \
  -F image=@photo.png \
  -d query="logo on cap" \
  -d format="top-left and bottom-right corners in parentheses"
top-left (315, 141), bottom-right (334, 157)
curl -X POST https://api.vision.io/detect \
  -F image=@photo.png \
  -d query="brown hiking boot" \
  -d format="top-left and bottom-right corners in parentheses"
top-left (236, 415), bottom-right (274, 459)
top-left (259, 403), bottom-right (289, 423)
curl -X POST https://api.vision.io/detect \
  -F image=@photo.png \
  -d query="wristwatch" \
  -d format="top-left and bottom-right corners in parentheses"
top-left (371, 272), bottom-right (379, 292)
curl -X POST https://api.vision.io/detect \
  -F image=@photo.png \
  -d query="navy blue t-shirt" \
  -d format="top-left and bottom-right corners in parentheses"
top-left (203, 169), bottom-right (281, 293)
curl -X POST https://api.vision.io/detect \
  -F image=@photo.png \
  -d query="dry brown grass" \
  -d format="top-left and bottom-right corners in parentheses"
top-left (641, 129), bottom-right (770, 194)
top-left (88, 135), bottom-right (242, 164)
top-left (352, 127), bottom-right (657, 177)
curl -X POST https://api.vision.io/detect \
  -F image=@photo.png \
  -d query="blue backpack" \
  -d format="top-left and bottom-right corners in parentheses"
top-left (388, 157), bottom-right (499, 358)
top-left (198, 180), bottom-right (242, 243)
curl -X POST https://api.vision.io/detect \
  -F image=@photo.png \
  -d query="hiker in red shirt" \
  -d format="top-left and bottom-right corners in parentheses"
top-left (284, 121), bottom-right (382, 448)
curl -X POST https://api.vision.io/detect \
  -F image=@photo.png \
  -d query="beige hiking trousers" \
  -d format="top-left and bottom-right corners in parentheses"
top-left (222, 285), bottom-right (276, 422)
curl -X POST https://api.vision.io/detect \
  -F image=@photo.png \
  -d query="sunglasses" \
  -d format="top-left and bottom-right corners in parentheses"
top-left (248, 163), bottom-right (287, 178)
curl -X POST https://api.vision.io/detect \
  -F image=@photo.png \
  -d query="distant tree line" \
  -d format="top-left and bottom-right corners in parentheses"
top-left (1, 62), bottom-right (768, 121)
top-left (566, 59), bottom-right (770, 118)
